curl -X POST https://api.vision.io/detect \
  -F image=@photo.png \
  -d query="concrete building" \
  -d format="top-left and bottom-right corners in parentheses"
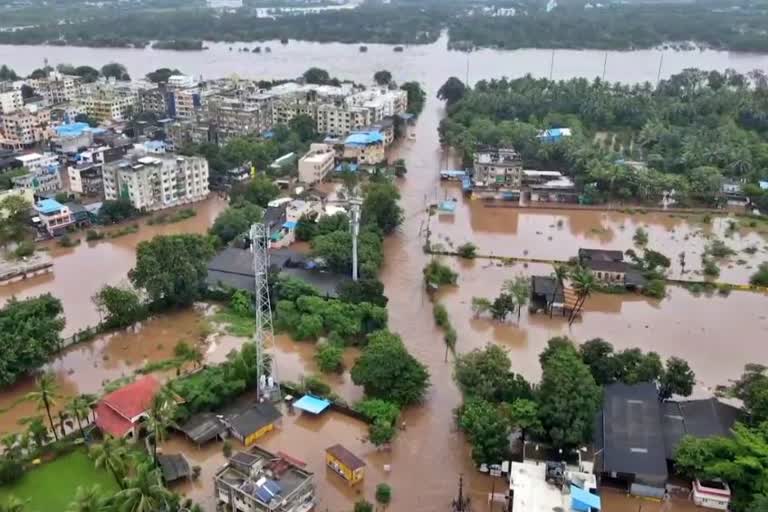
top-left (165, 119), bottom-right (212, 149)
top-left (473, 146), bottom-right (523, 189)
top-left (508, 461), bottom-right (600, 512)
top-left (67, 161), bottom-right (103, 196)
top-left (298, 143), bottom-right (335, 184)
top-left (172, 88), bottom-right (202, 119)
top-left (138, 87), bottom-right (171, 116)
top-left (205, 95), bottom-right (271, 142)
top-left (51, 122), bottom-right (95, 154)
top-left (35, 198), bottom-right (73, 236)
top-left (316, 103), bottom-right (371, 137)
top-left (0, 107), bottom-right (52, 150)
top-left (79, 84), bottom-right (138, 122)
top-left (343, 131), bottom-right (386, 165)
top-left (12, 152), bottom-right (61, 193)
top-left (102, 149), bottom-right (209, 211)
top-left (214, 447), bottom-right (315, 512)
top-left (29, 72), bottom-right (82, 106)
top-left (0, 88), bottom-right (23, 115)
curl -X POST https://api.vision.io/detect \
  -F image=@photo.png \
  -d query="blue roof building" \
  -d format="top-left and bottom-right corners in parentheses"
top-left (344, 131), bottom-right (384, 147)
top-left (55, 122), bottom-right (93, 138)
top-left (36, 198), bottom-right (66, 214)
top-left (538, 127), bottom-right (572, 143)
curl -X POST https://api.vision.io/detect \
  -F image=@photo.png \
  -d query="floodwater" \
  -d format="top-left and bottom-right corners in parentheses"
top-left (0, 37), bottom-right (765, 512)
top-left (0, 196), bottom-right (227, 336)
top-left (430, 197), bottom-right (768, 284)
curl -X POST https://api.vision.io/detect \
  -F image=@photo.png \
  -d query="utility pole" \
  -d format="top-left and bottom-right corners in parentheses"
top-left (549, 49), bottom-right (555, 80)
top-left (250, 223), bottom-right (280, 402)
top-left (466, 50), bottom-right (471, 86)
top-left (602, 52), bottom-right (608, 81)
top-left (656, 53), bottom-right (664, 87)
top-left (349, 196), bottom-right (362, 281)
top-left (452, 475), bottom-right (471, 512)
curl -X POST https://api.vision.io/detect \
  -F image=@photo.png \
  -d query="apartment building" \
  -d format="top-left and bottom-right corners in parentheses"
top-left (165, 119), bottom-right (213, 149)
top-left (472, 146), bottom-right (524, 189)
top-left (79, 84), bottom-right (138, 122)
top-left (214, 448), bottom-right (315, 512)
top-left (316, 104), bottom-right (371, 137)
top-left (0, 107), bottom-right (52, 150)
top-left (298, 143), bottom-right (336, 184)
top-left (205, 95), bottom-right (271, 142)
top-left (102, 149), bottom-right (209, 211)
top-left (12, 152), bottom-right (62, 193)
top-left (35, 198), bottom-right (73, 236)
top-left (345, 87), bottom-right (407, 120)
top-left (67, 161), bottom-right (103, 196)
top-left (138, 87), bottom-right (171, 116)
top-left (172, 88), bottom-right (202, 119)
top-left (0, 88), bottom-right (23, 115)
top-left (29, 72), bottom-right (83, 106)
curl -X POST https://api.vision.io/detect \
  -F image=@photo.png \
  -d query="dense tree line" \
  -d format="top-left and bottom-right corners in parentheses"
top-left (439, 69), bottom-right (768, 205)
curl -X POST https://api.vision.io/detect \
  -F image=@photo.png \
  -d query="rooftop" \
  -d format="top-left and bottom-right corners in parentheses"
top-left (16, 152), bottom-right (43, 163)
top-left (99, 375), bottom-right (162, 420)
top-left (224, 402), bottom-right (282, 437)
top-left (326, 444), bottom-right (365, 471)
top-left (36, 198), bottom-right (65, 215)
top-left (344, 131), bottom-right (384, 146)
top-left (578, 248), bottom-right (624, 262)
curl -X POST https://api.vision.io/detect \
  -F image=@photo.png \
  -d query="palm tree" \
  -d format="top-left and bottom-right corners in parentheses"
top-left (1, 434), bottom-right (19, 459)
top-left (26, 372), bottom-right (60, 441)
top-left (568, 267), bottom-right (596, 326)
top-left (66, 485), bottom-right (109, 512)
top-left (146, 388), bottom-right (177, 465)
top-left (503, 275), bottom-right (530, 322)
top-left (550, 264), bottom-right (569, 317)
top-left (67, 396), bottom-right (91, 441)
top-left (113, 462), bottom-right (174, 512)
top-left (90, 436), bottom-right (128, 489)
top-left (0, 496), bottom-right (27, 512)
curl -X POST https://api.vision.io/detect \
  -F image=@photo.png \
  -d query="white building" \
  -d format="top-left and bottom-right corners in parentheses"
top-left (298, 143), bottom-right (335, 184)
top-left (102, 149), bottom-right (209, 211)
top-left (0, 107), bottom-right (52, 150)
top-left (12, 152), bottom-right (62, 193)
top-left (167, 75), bottom-right (198, 89)
top-left (29, 72), bottom-right (83, 105)
top-left (0, 88), bottom-right (23, 115)
top-left (508, 462), bottom-right (600, 512)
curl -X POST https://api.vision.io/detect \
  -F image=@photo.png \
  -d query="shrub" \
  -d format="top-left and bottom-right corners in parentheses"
top-left (13, 239), bottom-right (35, 258)
top-left (57, 234), bottom-right (80, 247)
top-left (222, 440), bottom-right (232, 458)
top-left (706, 239), bottom-right (735, 258)
top-left (0, 458), bottom-right (22, 485)
top-left (315, 342), bottom-right (344, 373)
top-left (457, 242), bottom-right (477, 259)
top-left (750, 262), bottom-right (768, 287)
top-left (633, 227), bottom-right (648, 246)
top-left (642, 279), bottom-right (666, 299)
top-left (302, 374), bottom-right (331, 397)
top-left (433, 303), bottom-right (449, 328)
top-left (702, 258), bottom-right (720, 278)
top-left (354, 500), bottom-right (373, 512)
top-left (375, 483), bottom-right (393, 506)
top-left (85, 229), bottom-right (105, 241)
top-left (355, 399), bottom-right (400, 425)
top-left (423, 259), bottom-right (458, 288)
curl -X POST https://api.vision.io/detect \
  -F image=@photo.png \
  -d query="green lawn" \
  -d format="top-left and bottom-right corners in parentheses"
top-left (0, 449), bottom-right (119, 512)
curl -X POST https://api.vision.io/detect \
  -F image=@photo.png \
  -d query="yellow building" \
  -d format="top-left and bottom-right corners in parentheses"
top-left (224, 402), bottom-right (282, 447)
top-left (326, 444), bottom-right (366, 485)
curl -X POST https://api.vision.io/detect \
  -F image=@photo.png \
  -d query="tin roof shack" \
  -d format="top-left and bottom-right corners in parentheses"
top-left (530, 275), bottom-right (565, 314)
top-left (215, 447), bottom-right (315, 512)
top-left (578, 248), bottom-right (648, 290)
top-left (325, 444), bottom-right (366, 485)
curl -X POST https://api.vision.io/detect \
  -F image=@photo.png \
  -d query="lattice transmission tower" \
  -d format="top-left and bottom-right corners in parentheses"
top-left (250, 223), bottom-right (280, 402)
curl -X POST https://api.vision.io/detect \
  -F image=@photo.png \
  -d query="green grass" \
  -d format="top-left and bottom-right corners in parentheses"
top-left (213, 308), bottom-right (255, 337)
top-left (0, 449), bottom-right (118, 512)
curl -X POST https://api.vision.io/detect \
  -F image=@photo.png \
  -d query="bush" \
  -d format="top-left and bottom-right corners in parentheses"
top-left (0, 458), bottom-right (22, 485)
top-left (315, 342), bottom-right (344, 373)
top-left (57, 234), bottom-right (80, 247)
top-left (702, 258), bottom-right (720, 278)
top-left (85, 229), bottom-right (105, 241)
top-left (750, 262), bottom-right (768, 287)
top-left (222, 440), bottom-right (232, 458)
top-left (433, 303), bottom-right (449, 328)
top-left (354, 500), bottom-right (373, 512)
top-left (423, 260), bottom-right (458, 288)
top-left (355, 399), bottom-right (400, 425)
top-left (13, 239), bottom-right (35, 258)
top-left (642, 279), bottom-right (666, 299)
top-left (633, 227), bottom-right (648, 246)
top-left (376, 483), bottom-right (392, 506)
top-left (706, 239), bottom-right (735, 258)
top-left (456, 242), bottom-right (477, 259)
top-left (302, 374), bottom-right (331, 397)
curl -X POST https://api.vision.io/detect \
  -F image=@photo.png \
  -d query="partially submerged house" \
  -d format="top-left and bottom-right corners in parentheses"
top-left (595, 382), bottom-right (740, 499)
top-left (221, 402), bottom-right (282, 447)
top-left (577, 248), bottom-right (647, 290)
top-left (325, 444), bottom-right (366, 485)
top-left (95, 375), bottom-right (163, 440)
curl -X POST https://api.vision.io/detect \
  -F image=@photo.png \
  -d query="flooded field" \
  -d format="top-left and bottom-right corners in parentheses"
top-left (429, 193), bottom-right (768, 285)
top-left (0, 196), bottom-right (227, 336)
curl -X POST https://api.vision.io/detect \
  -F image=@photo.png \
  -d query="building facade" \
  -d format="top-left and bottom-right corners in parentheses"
top-left (103, 150), bottom-right (209, 211)
top-left (79, 84), bottom-right (138, 122)
top-left (12, 152), bottom-right (61, 192)
top-left (35, 198), bottom-right (73, 236)
top-left (30, 73), bottom-right (83, 105)
top-left (0, 89), bottom-right (23, 115)
top-left (0, 107), bottom-right (52, 150)
top-left (205, 95), bottom-right (271, 142)
top-left (67, 162), bottom-right (103, 196)
top-left (472, 146), bottom-right (523, 189)
top-left (298, 143), bottom-right (335, 184)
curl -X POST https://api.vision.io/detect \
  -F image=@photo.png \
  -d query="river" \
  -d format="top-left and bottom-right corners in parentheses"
top-left (0, 35), bottom-right (767, 511)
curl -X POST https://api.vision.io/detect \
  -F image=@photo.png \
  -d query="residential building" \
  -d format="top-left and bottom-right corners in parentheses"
top-left (12, 152), bottom-right (61, 192)
top-left (167, 75), bottom-right (197, 89)
top-left (220, 402), bottom-right (282, 446)
top-left (298, 143), bottom-right (335, 184)
top-left (29, 72), bottom-right (82, 105)
top-left (79, 84), bottom-right (138, 122)
top-left (0, 107), bottom-right (52, 150)
top-left (138, 87), bottom-right (171, 116)
top-left (205, 94), bottom-right (272, 142)
top-left (577, 248), bottom-right (645, 287)
top-left (50, 122), bottom-right (95, 154)
top-left (214, 447), bottom-right (315, 512)
top-left (102, 149), bottom-right (209, 211)
top-left (345, 87), bottom-right (407, 120)
top-left (165, 118), bottom-right (212, 149)
top-left (35, 198), bottom-right (73, 236)
top-left (595, 382), bottom-right (741, 497)
top-left (0, 88), bottom-right (23, 114)
top-left (472, 146), bottom-right (523, 189)
top-left (94, 375), bottom-right (163, 440)
top-left (508, 461), bottom-right (600, 512)
top-left (316, 103), bottom-right (371, 137)
top-left (172, 88), bottom-right (202, 119)
top-left (343, 131), bottom-right (385, 165)
top-left (67, 162), bottom-right (103, 196)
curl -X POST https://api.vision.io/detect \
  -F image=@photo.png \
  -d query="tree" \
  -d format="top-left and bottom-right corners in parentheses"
top-left (294, 213), bottom-right (317, 241)
top-left (437, 77), bottom-right (466, 106)
top-left (210, 202), bottom-right (263, 245)
top-left (230, 175), bottom-right (280, 208)
top-left (373, 70), bottom-right (393, 85)
top-left (0, 65), bottom-right (18, 81)
top-left (0, 497), bottom-right (27, 512)
top-left (89, 436), bottom-right (128, 489)
top-left (356, 399), bottom-right (400, 425)
top-left (315, 342), bottom-right (344, 373)
top-left (550, 264), bottom-right (569, 316)
top-left (67, 396), bottom-right (91, 441)
top-left (113, 461), bottom-right (174, 512)
top-left (92, 284), bottom-right (146, 328)
top-left (129, 234), bottom-right (216, 307)
top-left (302, 67), bottom-right (331, 85)
top-left (98, 199), bottom-right (138, 224)
top-left (750, 262), bottom-right (768, 287)
top-left (375, 483), bottom-right (392, 508)
top-left (568, 267), bottom-right (596, 325)
top-left (423, 259), bottom-right (458, 288)
top-left (351, 330), bottom-right (430, 406)
top-left (471, 297), bottom-right (491, 318)
top-left (579, 338), bottom-right (618, 385)
top-left (353, 500), bottom-right (373, 512)
top-left (725, 364), bottom-right (768, 422)
top-left (288, 114), bottom-right (316, 142)
top-left (456, 242), bottom-right (477, 258)
top-left (311, 229), bottom-right (383, 277)
top-left (369, 419), bottom-right (396, 447)
top-left (659, 356), bottom-right (695, 399)
top-left (502, 398), bottom-right (541, 443)
top-left (401, 81), bottom-right (426, 116)
top-left (26, 417), bottom-right (48, 448)
top-left (336, 278), bottom-right (388, 307)
top-left (361, 181), bottom-right (403, 234)
top-left (72, 66), bottom-right (100, 83)
top-left (503, 275), bottom-right (530, 321)
top-left (145, 68), bottom-right (181, 83)
top-left (100, 62), bottom-right (130, 81)
top-left (146, 388), bottom-right (177, 464)
top-left (490, 293), bottom-right (515, 321)
top-left (0, 194), bottom-right (31, 247)
top-left (459, 398), bottom-right (510, 465)
top-left (537, 339), bottom-right (601, 447)
top-left (454, 344), bottom-right (532, 402)
top-left (66, 485), bottom-right (109, 512)
top-left (26, 372), bottom-right (60, 441)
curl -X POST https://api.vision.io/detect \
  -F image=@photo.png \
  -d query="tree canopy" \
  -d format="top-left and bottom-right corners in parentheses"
top-left (210, 201), bottom-right (263, 245)
top-left (373, 70), bottom-right (393, 86)
top-left (145, 67), bottom-right (181, 83)
top-left (361, 181), bottom-right (403, 235)
top-left (100, 62), bottom-right (130, 81)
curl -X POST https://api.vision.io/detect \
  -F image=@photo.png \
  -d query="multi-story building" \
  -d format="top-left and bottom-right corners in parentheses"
top-left (138, 87), bottom-right (171, 117)
top-left (171, 88), bottom-right (202, 119)
top-left (472, 146), bottom-right (523, 189)
top-left (12, 151), bottom-right (61, 193)
top-left (0, 88), bottom-right (23, 114)
top-left (298, 143), bottom-right (336, 184)
top-left (79, 84), bottom-right (138, 122)
top-left (51, 122), bottom-right (94, 154)
top-left (35, 198), bottom-right (73, 236)
top-left (165, 119), bottom-right (213, 150)
top-left (28, 72), bottom-right (83, 106)
top-left (0, 107), bottom-right (52, 150)
top-left (345, 87), bottom-right (407, 120)
top-left (67, 161), bottom-right (103, 196)
top-left (214, 447), bottom-right (315, 512)
top-left (316, 104), bottom-right (371, 137)
top-left (204, 95), bottom-right (271, 142)
top-left (102, 149), bottom-right (209, 211)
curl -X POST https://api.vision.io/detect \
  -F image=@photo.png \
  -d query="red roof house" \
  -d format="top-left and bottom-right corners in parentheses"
top-left (95, 375), bottom-right (163, 439)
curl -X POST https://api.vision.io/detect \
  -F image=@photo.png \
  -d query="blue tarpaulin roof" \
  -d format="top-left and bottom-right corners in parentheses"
top-left (570, 485), bottom-right (601, 511)
top-left (283, 221), bottom-right (297, 230)
top-left (438, 200), bottom-right (457, 213)
top-left (36, 198), bottom-right (65, 214)
top-left (344, 131), bottom-right (384, 146)
top-left (55, 122), bottom-right (93, 137)
top-left (293, 395), bottom-right (331, 415)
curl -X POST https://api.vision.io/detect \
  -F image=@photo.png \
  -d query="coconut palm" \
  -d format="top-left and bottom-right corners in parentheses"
top-left (503, 275), bottom-right (531, 321)
top-left (26, 372), bottom-right (60, 441)
top-left (90, 436), bottom-right (128, 489)
top-left (550, 264), bottom-right (569, 317)
top-left (67, 396), bottom-right (91, 441)
top-left (0, 496), bottom-right (27, 512)
top-left (568, 267), bottom-right (596, 326)
top-left (145, 388), bottom-right (177, 465)
top-left (113, 461), bottom-right (174, 512)
top-left (66, 485), bottom-right (109, 512)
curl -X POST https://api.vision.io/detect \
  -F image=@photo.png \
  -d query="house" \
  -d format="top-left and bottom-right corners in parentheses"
top-left (221, 402), bottom-right (282, 447)
top-left (64, 202), bottom-right (92, 228)
top-left (508, 461), bottom-right (600, 512)
top-left (578, 248), bottom-right (647, 289)
top-left (35, 198), bottom-right (74, 236)
top-left (214, 447), bottom-right (315, 512)
top-left (298, 144), bottom-right (335, 185)
top-left (529, 177), bottom-right (578, 203)
top-left (721, 180), bottom-right (747, 205)
top-left (94, 375), bottom-right (163, 440)
top-left (156, 453), bottom-right (192, 484)
top-left (343, 131), bottom-right (385, 165)
top-left (325, 444), bottom-right (366, 485)
top-left (472, 146), bottom-right (523, 190)
top-left (595, 382), bottom-right (741, 498)
top-left (67, 162), bottom-right (103, 196)
top-left (529, 276), bottom-right (565, 313)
